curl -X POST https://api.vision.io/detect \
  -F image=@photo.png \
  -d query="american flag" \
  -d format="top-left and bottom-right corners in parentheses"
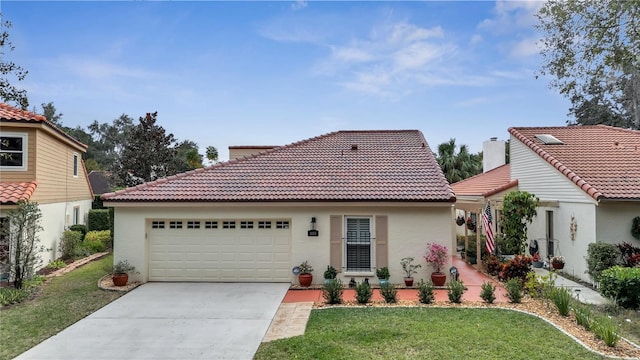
top-left (483, 201), bottom-right (495, 254)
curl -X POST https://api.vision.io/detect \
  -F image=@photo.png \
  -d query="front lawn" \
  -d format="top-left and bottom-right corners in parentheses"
top-left (0, 255), bottom-right (123, 360)
top-left (255, 307), bottom-right (607, 360)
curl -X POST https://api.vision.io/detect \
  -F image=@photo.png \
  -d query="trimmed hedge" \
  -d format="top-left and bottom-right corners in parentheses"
top-left (87, 209), bottom-right (110, 231)
top-left (599, 266), bottom-right (640, 309)
top-left (586, 242), bottom-right (620, 283)
top-left (60, 230), bottom-right (83, 260)
top-left (69, 224), bottom-right (87, 239)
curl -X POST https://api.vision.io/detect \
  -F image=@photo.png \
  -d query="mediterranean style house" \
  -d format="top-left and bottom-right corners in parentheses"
top-left (102, 130), bottom-right (456, 284)
top-left (0, 103), bottom-right (93, 274)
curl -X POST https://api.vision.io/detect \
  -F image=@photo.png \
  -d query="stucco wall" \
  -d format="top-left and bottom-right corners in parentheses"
top-left (112, 203), bottom-right (455, 284)
top-left (596, 203), bottom-right (640, 247)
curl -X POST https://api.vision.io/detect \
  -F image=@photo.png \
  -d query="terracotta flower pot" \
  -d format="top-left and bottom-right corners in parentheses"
top-left (112, 273), bottom-right (128, 286)
top-left (299, 273), bottom-right (313, 287)
top-left (404, 277), bottom-right (414, 287)
top-left (552, 262), bottom-right (564, 270)
top-left (431, 272), bottom-right (446, 286)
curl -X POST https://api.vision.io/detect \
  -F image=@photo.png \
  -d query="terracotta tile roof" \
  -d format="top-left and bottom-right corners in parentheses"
top-left (0, 182), bottom-right (38, 205)
top-left (509, 125), bottom-right (640, 201)
top-left (451, 164), bottom-right (518, 198)
top-left (0, 103), bottom-right (87, 150)
top-left (102, 130), bottom-right (455, 203)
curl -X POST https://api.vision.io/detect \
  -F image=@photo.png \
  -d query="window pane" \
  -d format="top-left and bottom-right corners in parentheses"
top-left (0, 137), bottom-right (22, 151)
top-left (346, 218), bottom-right (371, 271)
top-left (0, 153), bottom-right (23, 167)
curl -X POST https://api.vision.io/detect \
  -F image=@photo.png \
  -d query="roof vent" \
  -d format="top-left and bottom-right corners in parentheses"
top-left (351, 144), bottom-right (358, 151)
top-left (534, 134), bottom-right (564, 145)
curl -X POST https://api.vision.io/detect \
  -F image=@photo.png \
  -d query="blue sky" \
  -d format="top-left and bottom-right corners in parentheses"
top-left (2, 1), bottom-right (570, 161)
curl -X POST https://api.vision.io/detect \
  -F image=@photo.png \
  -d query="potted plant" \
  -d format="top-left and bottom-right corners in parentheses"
top-left (466, 217), bottom-right (477, 232)
top-left (112, 260), bottom-right (135, 286)
top-left (323, 265), bottom-right (337, 285)
top-left (551, 256), bottom-right (565, 270)
top-left (425, 243), bottom-right (448, 286)
top-left (400, 257), bottom-right (421, 286)
top-left (376, 266), bottom-right (390, 285)
top-left (298, 260), bottom-right (314, 287)
top-left (532, 253), bottom-right (543, 268)
top-left (455, 215), bottom-right (465, 226)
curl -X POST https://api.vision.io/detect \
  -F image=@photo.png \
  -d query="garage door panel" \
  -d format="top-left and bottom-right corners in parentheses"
top-left (149, 220), bottom-right (291, 282)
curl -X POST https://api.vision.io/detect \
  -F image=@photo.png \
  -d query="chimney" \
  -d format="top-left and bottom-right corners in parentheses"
top-left (482, 137), bottom-right (506, 172)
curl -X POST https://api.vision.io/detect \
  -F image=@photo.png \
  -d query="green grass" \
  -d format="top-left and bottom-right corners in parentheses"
top-left (255, 307), bottom-right (608, 360)
top-left (0, 255), bottom-right (124, 360)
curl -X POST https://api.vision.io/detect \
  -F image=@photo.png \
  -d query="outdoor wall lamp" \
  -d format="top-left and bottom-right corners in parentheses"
top-left (308, 217), bottom-right (319, 237)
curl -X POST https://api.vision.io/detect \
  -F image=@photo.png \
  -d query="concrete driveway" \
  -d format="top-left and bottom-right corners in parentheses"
top-left (16, 283), bottom-right (290, 360)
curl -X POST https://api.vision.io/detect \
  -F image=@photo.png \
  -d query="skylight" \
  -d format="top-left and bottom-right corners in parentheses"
top-left (535, 134), bottom-right (564, 145)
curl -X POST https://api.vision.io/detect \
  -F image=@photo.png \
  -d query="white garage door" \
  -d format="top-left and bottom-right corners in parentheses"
top-left (149, 219), bottom-right (291, 282)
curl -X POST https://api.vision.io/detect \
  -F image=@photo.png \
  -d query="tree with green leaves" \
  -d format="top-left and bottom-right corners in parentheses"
top-left (206, 145), bottom-right (219, 165)
top-left (40, 102), bottom-right (63, 125)
top-left (536, 0), bottom-right (640, 129)
top-left (436, 138), bottom-right (482, 184)
top-left (0, 200), bottom-right (46, 289)
top-left (173, 140), bottom-right (203, 173)
top-left (501, 191), bottom-right (540, 255)
top-left (118, 112), bottom-right (177, 186)
top-left (0, 17), bottom-right (29, 109)
top-left (87, 114), bottom-right (135, 174)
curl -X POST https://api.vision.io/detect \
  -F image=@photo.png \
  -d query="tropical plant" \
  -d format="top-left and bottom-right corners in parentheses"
top-left (435, 138), bottom-right (482, 183)
top-left (616, 242), bottom-right (640, 267)
top-left (593, 315), bottom-right (621, 347)
top-left (500, 191), bottom-right (539, 254)
top-left (550, 287), bottom-right (572, 317)
top-left (417, 279), bottom-right (435, 304)
top-left (482, 254), bottom-right (504, 276)
top-left (400, 257), bottom-right (421, 278)
top-left (551, 256), bottom-right (565, 267)
top-left (375, 266), bottom-right (390, 280)
top-left (424, 243), bottom-right (448, 273)
top-left (498, 255), bottom-right (532, 283)
top-left (298, 261), bottom-right (313, 275)
top-left (323, 265), bottom-right (338, 279)
top-left (112, 260), bottom-right (135, 275)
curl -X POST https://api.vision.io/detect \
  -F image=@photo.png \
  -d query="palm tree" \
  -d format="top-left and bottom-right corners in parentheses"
top-left (436, 138), bottom-right (482, 184)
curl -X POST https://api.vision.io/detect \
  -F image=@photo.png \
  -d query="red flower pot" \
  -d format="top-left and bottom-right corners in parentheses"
top-left (431, 272), bottom-right (446, 286)
top-left (299, 273), bottom-right (313, 287)
top-left (112, 273), bottom-right (128, 286)
top-left (404, 277), bottom-right (414, 287)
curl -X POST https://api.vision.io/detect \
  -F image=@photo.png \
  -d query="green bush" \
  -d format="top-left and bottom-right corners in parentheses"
top-left (92, 195), bottom-right (105, 209)
top-left (572, 303), bottom-right (593, 331)
top-left (586, 242), bottom-right (620, 283)
top-left (355, 280), bottom-right (373, 304)
top-left (480, 281), bottom-right (496, 304)
top-left (417, 279), bottom-right (435, 304)
top-left (322, 278), bottom-right (344, 305)
top-left (87, 209), bottom-right (110, 231)
top-left (599, 266), bottom-right (640, 309)
top-left (0, 288), bottom-right (30, 306)
top-left (80, 239), bottom-right (106, 253)
top-left (380, 282), bottom-right (397, 303)
top-left (592, 315), bottom-right (620, 347)
top-left (498, 255), bottom-right (532, 283)
top-left (447, 280), bottom-right (465, 304)
top-left (550, 287), bottom-right (572, 316)
top-left (504, 278), bottom-right (523, 303)
top-left (60, 230), bottom-right (83, 260)
top-left (85, 230), bottom-right (111, 249)
top-left (69, 224), bottom-right (87, 239)
top-left (46, 259), bottom-right (67, 270)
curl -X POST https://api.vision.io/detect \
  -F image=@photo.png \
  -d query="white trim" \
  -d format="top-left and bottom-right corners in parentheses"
top-left (0, 132), bottom-right (28, 171)
top-left (73, 153), bottom-right (79, 177)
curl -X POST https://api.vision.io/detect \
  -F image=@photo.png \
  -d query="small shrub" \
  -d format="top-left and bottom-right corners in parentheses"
top-left (550, 287), bottom-right (572, 316)
top-left (524, 272), bottom-right (543, 299)
top-left (46, 259), bottom-right (67, 270)
top-left (417, 279), bottom-right (435, 304)
top-left (59, 230), bottom-right (83, 260)
top-left (85, 230), bottom-right (111, 249)
top-left (79, 239), bottom-right (106, 253)
top-left (592, 315), bottom-right (620, 347)
top-left (573, 303), bottom-right (593, 331)
top-left (355, 280), bottom-right (373, 304)
top-left (616, 242), bottom-right (640, 267)
top-left (322, 278), bottom-right (344, 305)
top-left (0, 288), bottom-right (30, 306)
top-left (69, 224), bottom-right (87, 239)
top-left (87, 209), bottom-right (110, 231)
top-left (586, 242), bottom-right (620, 283)
top-left (498, 255), bottom-right (532, 283)
top-left (480, 281), bottom-right (496, 304)
top-left (599, 266), bottom-right (640, 309)
top-left (447, 280), bottom-right (465, 303)
top-left (380, 282), bottom-right (397, 303)
top-left (504, 278), bottom-right (523, 303)
top-left (483, 254), bottom-right (504, 276)
top-left (323, 265), bottom-right (338, 280)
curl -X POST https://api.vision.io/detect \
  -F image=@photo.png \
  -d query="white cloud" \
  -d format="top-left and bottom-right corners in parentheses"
top-left (291, 1), bottom-right (308, 11)
top-left (509, 37), bottom-right (541, 58)
top-left (478, 0), bottom-right (543, 34)
top-left (332, 46), bottom-right (375, 63)
top-left (470, 34), bottom-right (483, 45)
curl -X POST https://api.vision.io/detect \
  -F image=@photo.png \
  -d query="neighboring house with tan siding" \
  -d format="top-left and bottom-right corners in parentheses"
top-left (0, 103), bottom-right (93, 273)
top-left (102, 130), bottom-right (456, 285)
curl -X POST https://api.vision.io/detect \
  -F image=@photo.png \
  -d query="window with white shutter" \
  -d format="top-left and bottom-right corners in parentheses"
top-left (345, 217), bottom-right (372, 272)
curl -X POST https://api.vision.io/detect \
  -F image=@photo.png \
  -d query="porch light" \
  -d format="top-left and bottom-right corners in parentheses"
top-left (308, 217), bottom-right (319, 237)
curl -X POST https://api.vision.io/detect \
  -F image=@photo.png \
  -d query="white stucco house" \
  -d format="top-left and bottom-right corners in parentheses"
top-left (509, 125), bottom-right (640, 282)
top-left (101, 130), bottom-right (456, 285)
top-left (0, 103), bottom-right (93, 277)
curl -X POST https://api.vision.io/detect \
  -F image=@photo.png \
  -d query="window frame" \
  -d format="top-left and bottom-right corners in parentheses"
top-left (73, 153), bottom-right (79, 177)
top-left (343, 216), bottom-right (374, 274)
top-left (0, 132), bottom-right (28, 171)
top-left (72, 206), bottom-right (80, 225)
